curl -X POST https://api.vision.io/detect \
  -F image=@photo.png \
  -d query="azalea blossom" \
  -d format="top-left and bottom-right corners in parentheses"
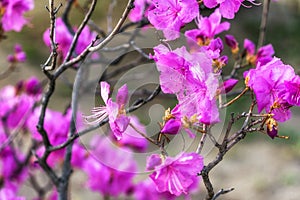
top-left (0, 0), bottom-right (34, 32)
top-left (43, 18), bottom-right (97, 60)
top-left (281, 75), bottom-right (300, 107)
top-left (129, 0), bottom-right (153, 22)
top-left (244, 38), bottom-right (274, 65)
top-left (83, 135), bottom-right (136, 197)
top-left (7, 44), bottom-right (26, 63)
top-left (245, 57), bottom-right (296, 122)
top-left (202, 0), bottom-right (259, 19)
top-left (26, 107), bottom-right (84, 166)
top-left (147, 0), bottom-right (199, 40)
top-left (147, 152), bottom-right (204, 196)
top-left (185, 8), bottom-right (230, 48)
top-left (152, 44), bottom-right (220, 125)
top-left (219, 78), bottom-right (239, 94)
top-left (225, 34), bottom-right (239, 54)
top-left (84, 82), bottom-right (130, 140)
top-left (111, 115), bottom-right (148, 152)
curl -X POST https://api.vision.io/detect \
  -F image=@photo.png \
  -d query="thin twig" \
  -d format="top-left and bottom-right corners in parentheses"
top-left (62, 0), bottom-right (76, 35)
top-left (129, 123), bottom-right (157, 145)
top-left (257, 0), bottom-right (271, 48)
top-left (107, 0), bottom-right (117, 33)
top-left (220, 87), bottom-right (249, 108)
top-left (196, 125), bottom-right (208, 154)
top-left (43, 1), bottom-right (63, 71)
top-left (212, 188), bottom-right (235, 200)
top-left (89, 0), bottom-right (135, 52)
top-left (64, 0), bottom-right (98, 62)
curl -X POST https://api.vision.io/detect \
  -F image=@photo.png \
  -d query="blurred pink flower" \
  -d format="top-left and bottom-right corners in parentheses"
top-left (112, 115), bottom-right (148, 152)
top-left (83, 135), bottom-right (136, 197)
top-left (0, 0), bottom-right (34, 32)
top-left (43, 18), bottom-right (97, 60)
top-left (7, 44), bottom-right (26, 63)
top-left (129, 0), bottom-right (152, 22)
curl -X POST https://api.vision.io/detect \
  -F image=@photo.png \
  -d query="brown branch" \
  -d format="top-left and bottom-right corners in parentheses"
top-left (64, 0), bottom-right (98, 62)
top-left (43, 1), bottom-right (62, 71)
top-left (257, 0), bottom-right (271, 48)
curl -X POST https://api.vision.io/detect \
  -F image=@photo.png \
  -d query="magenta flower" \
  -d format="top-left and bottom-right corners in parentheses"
top-left (161, 118), bottom-right (182, 135)
top-left (245, 57), bottom-right (296, 122)
top-left (23, 76), bottom-right (43, 96)
top-left (147, 152), bottom-right (204, 196)
top-left (244, 38), bottom-right (274, 65)
top-left (152, 44), bottom-right (220, 125)
top-left (203, 0), bottom-right (244, 19)
top-left (43, 18), bottom-right (97, 60)
top-left (148, 0), bottom-right (199, 40)
top-left (26, 107), bottom-right (84, 166)
top-left (83, 135), bottom-right (136, 197)
top-left (185, 8), bottom-right (230, 47)
top-left (43, 18), bottom-right (72, 59)
top-left (84, 82), bottom-right (130, 140)
top-left (0, 182), bottom-right (25, 200)
top-left (7, 44), bottom-right (26, 63)
top-left (282, 76), bottom-right (300, 106)
top-left (134, 179), bottom-right (177, 200)
top-left (129, 0), bottom-right (152, 22)
top-left (0, 0), bottom-right (34, 32)
top-left (225, 34), bottom-right (239, 54)
top-left (112, 115), bottom-right (148, 152)
top-left (219, 78), bottom-right (239, 94)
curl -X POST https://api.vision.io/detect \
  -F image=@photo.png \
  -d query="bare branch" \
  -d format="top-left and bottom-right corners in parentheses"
top-left (257, 0), bottom-right (271, 48)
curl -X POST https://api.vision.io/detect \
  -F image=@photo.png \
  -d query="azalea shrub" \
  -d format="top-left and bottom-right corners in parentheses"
top-left (0, 0), bottom-right (299, 199)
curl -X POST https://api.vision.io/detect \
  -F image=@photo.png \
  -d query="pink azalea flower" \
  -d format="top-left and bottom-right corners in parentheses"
top-left (83, 135), bottom-right (136, 197)
top-left (0, 79), bottom-right (41, 130)
top-left (282, 76), bottom-right (300, 107)
top-left (152, 44), bottom-right (220, 125)
top-left (134, 178), bottom-right (177, 200)
top-left (244, 38), bottom-right (274, 65)
top-left (129, 0), bottom-right (153, 22)
top-left (203, 0), bottom-right (254, 19)
top-left (185, 8), bottom-right (230, 47)
top-left (219, 78), bottom-right (239, 94)
top-left (26, 107), bottom-right (84, 167)
top-left (43, 18), bottom-right (73, 59)
top-left (112, 115), bottom-right (148, 152)
top-left (84, 82), bottom-right (130, 140)
top-left (43, 18), bottom-right (97, 60)
top-left (0, 182), bottom-right (25, 200)
top-left (225, 34), bottom-right (239, 54)
top-left (0, 0), bottom-right (34, 32)
top-left (147, 152), bottom-right (204, 196)
top-left (7, 44), bottom-right (26, 63)
top-left (245, 57), bottom-right (296, 122)
top-left (148, 0), bottom-right (199, 40)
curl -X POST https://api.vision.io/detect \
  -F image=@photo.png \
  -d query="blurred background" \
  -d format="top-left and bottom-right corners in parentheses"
top-left (1, 0), bottom-right (300, 199)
